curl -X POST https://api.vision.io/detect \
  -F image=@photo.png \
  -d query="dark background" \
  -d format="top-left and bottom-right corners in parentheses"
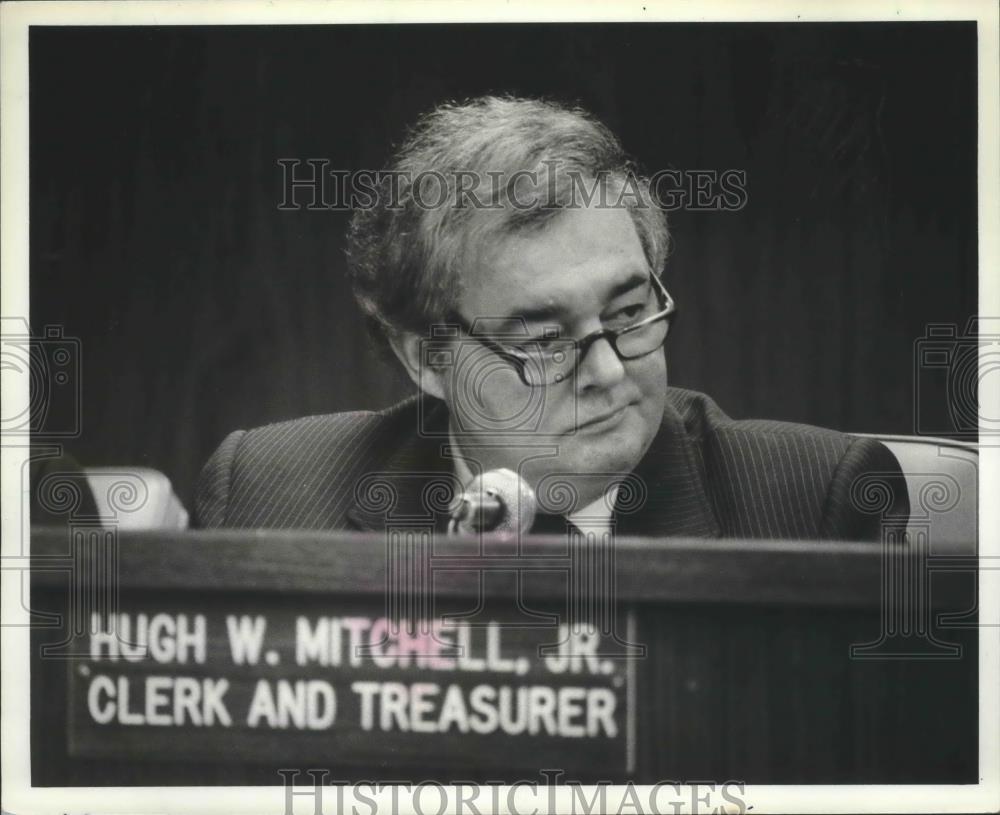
top-left (29, 23), bottom-right (978, 510)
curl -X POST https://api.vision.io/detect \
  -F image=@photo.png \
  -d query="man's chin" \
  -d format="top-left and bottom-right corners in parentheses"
top-left (538, 434), bottom-right (646, 484)
top-left (467, 407), bottom-right (655, 491)
top-left (527, 454), bottom-right (640, 512)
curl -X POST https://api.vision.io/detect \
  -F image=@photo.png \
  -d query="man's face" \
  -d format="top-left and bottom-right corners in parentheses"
top-left (431, 202), bottom-right (669, 505)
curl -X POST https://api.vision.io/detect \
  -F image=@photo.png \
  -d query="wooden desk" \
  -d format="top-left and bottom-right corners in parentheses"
top-left (29, 528), bottom-right (977, 785)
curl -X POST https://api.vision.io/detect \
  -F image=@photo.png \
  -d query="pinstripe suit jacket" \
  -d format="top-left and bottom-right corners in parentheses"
top-left (194, 388), bottom-right (908, 539)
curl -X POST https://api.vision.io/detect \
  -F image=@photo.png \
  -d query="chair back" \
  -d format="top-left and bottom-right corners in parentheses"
top-left (851, 434), bottom-right (977, 551)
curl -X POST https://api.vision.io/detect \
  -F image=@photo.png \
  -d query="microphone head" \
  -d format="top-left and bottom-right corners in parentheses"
top-left (450, 468), bottom-right (537, 536)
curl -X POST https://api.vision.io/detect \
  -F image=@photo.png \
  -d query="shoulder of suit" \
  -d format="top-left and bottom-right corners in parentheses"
top-left (664, 388), bottom-right (889, 539)
top-left (665, 386), bottom-right (853, 448)
top-left (230, 394), bottom-right (423, 464)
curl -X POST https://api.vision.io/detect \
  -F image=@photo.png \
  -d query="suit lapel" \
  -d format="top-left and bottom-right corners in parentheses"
top-left (346, 396), bottom-right (458, 532)
top-left (613, 397), bottom-right (721, 538)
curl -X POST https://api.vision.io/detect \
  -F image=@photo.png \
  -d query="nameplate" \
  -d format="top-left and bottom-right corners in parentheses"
top-left (68, 597), bottom-right (636, 773)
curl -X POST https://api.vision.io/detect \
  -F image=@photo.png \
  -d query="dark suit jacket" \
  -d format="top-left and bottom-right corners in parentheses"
top-left (195, 388), bottom-right (909, 540)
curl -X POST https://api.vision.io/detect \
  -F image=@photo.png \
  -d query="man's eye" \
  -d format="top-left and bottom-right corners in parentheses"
top-left (609, 304), bottom-right (646, 325)
top-left (510, 338), bottom-right (558, 354)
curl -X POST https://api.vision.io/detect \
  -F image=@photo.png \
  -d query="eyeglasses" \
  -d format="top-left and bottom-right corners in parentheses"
top-left (447, 272), bottom-right (677, 388)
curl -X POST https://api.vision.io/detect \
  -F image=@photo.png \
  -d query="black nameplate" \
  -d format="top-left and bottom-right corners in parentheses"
top-left (68, 598), bottom-right (636, 773)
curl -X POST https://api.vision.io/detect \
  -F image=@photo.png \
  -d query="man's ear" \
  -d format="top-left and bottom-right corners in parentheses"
top-left (387, 331), bottom-right (447, 401)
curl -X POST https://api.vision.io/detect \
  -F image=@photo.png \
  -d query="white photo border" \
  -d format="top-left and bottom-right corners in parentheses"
top-left (2, 1), bottom-right (997, 813)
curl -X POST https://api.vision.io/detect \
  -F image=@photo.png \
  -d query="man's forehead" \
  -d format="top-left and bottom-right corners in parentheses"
top-left (459, 204), bottom-right (649, 321)
top-left (495, 267), bottom-right (651, 325)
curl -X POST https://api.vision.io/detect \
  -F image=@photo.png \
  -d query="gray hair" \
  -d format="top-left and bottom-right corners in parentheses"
top-left (345, 95), bottom-right (670, 344)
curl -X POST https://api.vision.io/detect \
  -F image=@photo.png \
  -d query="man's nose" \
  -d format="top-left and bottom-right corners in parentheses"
top-left (576, 336), bottom-right (626, 390)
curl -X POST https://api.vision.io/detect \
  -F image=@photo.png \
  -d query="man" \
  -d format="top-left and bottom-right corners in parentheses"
top-left (195, 96), bottom-right (908, 538)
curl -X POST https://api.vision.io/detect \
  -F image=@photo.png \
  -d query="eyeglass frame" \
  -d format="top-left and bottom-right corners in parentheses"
top-left (444, 271), bottom-right (677, 388)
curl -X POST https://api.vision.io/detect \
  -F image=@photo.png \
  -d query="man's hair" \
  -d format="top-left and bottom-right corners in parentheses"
top-left (345, 95), bottom-right (669, 345)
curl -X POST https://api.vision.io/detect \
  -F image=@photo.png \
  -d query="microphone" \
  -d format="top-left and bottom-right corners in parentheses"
top-left (448, 468), bottom-right (537, 536)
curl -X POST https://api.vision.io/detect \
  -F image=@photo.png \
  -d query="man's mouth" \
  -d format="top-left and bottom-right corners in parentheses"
top-left (576, 403), bottom-right (631, 432)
